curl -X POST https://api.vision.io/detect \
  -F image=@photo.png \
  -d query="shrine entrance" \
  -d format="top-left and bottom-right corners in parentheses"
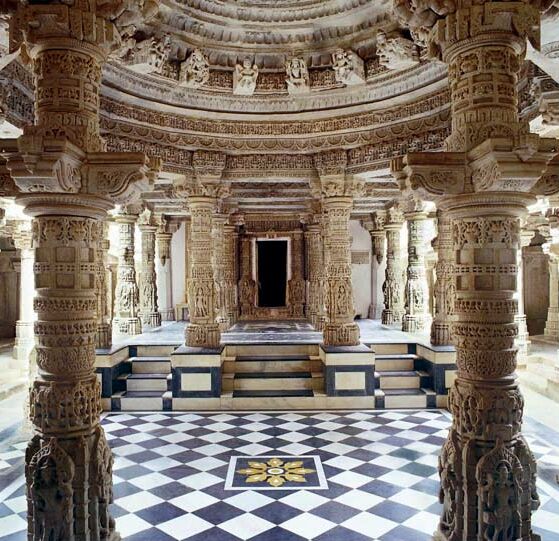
top-left (257, 239), bottom-right (288, 307)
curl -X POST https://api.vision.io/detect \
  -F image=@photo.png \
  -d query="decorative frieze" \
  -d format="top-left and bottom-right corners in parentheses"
top-left (233, 59), bottom-right (259, 96)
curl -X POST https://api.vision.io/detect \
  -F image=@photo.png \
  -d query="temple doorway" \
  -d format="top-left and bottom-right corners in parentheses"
top-left (257, 239), bottom-right (288, 307)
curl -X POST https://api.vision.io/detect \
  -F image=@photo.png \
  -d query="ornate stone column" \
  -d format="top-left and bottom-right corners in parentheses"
top-left (95, 222), bottom-right (112, 349)
top-left (212, 213), bottom-right (228, 330)
top-left (363, 211), bottom-right (386, 320)
top-left (305, 220), bottom-right (326, 330)
top-left (381, 204), bottom-right (405, 325)
top-left (138, 208), bottom-right (161, 328)
top-left (112, 207), bottom-right (142, 336)
top-left (313, 150), bottom-right (360, 346)
top-left (430, 209), bottom-right (454, 346)
top-left (515, 229), bottom-right (533, 364)
top-left (289, 229), bottom-right (306, 318)
top-left (239, 235), bottom-right (256, 318)
top-left (544, 208), bottom-right (559, 340)
top-left (0, 3), bottom-right (157, 540)
top-left (394, 2), bottom-right (559, 538)
top-left (12, 221), bottom-right (35, 369)
top-left (223, 223), bottom-right (239, 326)
top-left (402, 200), bottom-right (430, 332)
top-left (155, 217), bottom-right (174, 321)
top-left (184, 150), bottom-right (228, 348)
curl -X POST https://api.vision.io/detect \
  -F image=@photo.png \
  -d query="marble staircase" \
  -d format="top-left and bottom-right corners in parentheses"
top-left (111, 345), bottom-right (175, 411)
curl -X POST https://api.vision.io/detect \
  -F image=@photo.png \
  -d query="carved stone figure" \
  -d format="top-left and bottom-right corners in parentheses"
top-left (179, 49), bottom-right (210, 88)
top-left (376, 29), bottom-right (420, 71)
top-left (285, 56), bottom-right (310, 95)
top-left (233, 58), bottom-right (259, 95)
top-left (331, 49), bottom-right (365, 86)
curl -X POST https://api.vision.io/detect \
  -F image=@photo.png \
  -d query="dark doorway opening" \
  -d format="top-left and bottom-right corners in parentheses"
top-left (257, 240), bottom-right (288, 307)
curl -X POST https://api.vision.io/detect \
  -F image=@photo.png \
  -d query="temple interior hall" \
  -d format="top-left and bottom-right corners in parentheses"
top-left (1, 1), bottom-right (559, 540)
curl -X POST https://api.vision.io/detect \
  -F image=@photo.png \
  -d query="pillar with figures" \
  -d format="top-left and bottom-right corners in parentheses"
top-left (212, 214), bottom-right (228, 331)
top-left (289, 229), bottom-right (306, 318)
top-left (156, 216), bottom-right (175, 322)
top-left (402, 199), bottom-right (431, 333)
top-left (223, 223), bottom-right (239, 326)
top-left (381, 204), bottom-right (405, 325)
top-left (363, 211), bottom-right (386, 320)
top-left (113, 207), bottom-right (142, 336)
top-left (313, 150), bottom-right (360, 346)
top-left (138, 208), bottom-right (162, 328)
top-left (305, 219), bottom-right (326, 330)
top-left (95, 222), bottom-right (112, 349)
top-left (394, 1), bottom-right (559, 538)
top-left (184, 150), bottom-right (228, 348)
top-left (0, 2), bottom-right (158, 540)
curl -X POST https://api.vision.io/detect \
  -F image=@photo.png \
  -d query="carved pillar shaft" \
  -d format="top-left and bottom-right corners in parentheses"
top-left (431, 210), bottom-right (454, 346)
top-left (369, 229), bottom-right (386, 320)
top-left (305, 223), bottom-right (324, 329)
top-left (223, 224), bottom-right (238, 326)
top-left (289, 230), bottom-right (305, 318)
top-left (438, 194), bottom-right (539, 541)
top-left (13, 224), bottom-right (36, 370)
top-left (545, 252), bottom-right (559, 340)
top-left (186, 196), bottom-right (220, 347)
top-left (322, 196), bottom-right (360, 345)
top-left (112, 212), bottom-right (141, 336)
top-left (156, 230), bottom-right (174, 321)
top-left (139, 223), bottom-right (161, 328)
top-left (95, 223), bottom-right (111, 349)
top-left (515, 231), bottom-right (533, 365)
top-left (402, 208), bottom-right (430, 332)
top-left (239, 236), bottom-right (256, 318)
top-left (212, 215), bottom-right (228, 330)
top-left (381, 211), bottom-right (404, 325)
top-left (23, 199), bottom-right (117, 541)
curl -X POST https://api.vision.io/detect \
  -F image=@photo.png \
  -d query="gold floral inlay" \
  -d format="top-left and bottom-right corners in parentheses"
top-left (237, 458), bottom-right (315, 488)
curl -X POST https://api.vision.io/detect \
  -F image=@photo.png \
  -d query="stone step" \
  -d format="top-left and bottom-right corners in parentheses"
top-left (379, 388), bottom-right (436, 409)
top-left (223, 357), bottom-right (316, 374)
top-left (226, 372), bottom-right (323, 391)
top-left (376, 369), bottom-right (429, 389)
top-left (232, 389), bottom-right (314, 398)
top-left (135, 345), bottom-right (177, 357)
top-left (368, 343), bottom-right (411, 355)
top-left (113, 390), bottom-right (172, 411)
top-left (125, 373), bottom-right (170, 392)
top-left (375, 354), bottom-right (417, 371)
top-left (130, 357), bottom-right (171, 374)
top-left (224, 343), bottom-right (319, 358)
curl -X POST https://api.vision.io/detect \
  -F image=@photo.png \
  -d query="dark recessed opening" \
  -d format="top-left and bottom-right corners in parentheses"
top-left (257, 240), bottom-right (287, 307)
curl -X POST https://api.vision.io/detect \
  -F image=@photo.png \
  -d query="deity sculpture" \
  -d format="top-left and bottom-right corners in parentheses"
top-left (331, 49), bottom-right (365, 85)
top-left (179, 49), bottom-right (210, 88)
top-left (285, 56), bottom-right (310, 94)
top-left (376, 30), bottom-right (420, 71)
top-left (233, 58), bottom-right (259, 95)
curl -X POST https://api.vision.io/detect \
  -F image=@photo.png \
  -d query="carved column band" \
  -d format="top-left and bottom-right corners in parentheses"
top-left (186, 196), bottom-right (220, 348)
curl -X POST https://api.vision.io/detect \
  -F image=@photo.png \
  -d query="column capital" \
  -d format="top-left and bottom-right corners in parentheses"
top-left (137, 206), bottom-right (158, 231)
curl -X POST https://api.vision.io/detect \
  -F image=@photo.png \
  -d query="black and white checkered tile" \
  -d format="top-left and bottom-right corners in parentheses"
top-left (1, 411), bottom-right (558, 541)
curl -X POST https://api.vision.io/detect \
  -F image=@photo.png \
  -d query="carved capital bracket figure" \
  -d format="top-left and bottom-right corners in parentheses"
top-left (313, 150), bottom-right (360, 346)
top-left (0, 3), bottom-right (160, 540)
top-left (393, 2), bottom-right (559, 539)
top-left (381, 203), bottom-right (405, 325)
top-left (184, 150), bottom-right (228, 348)
top-left (138, 207), bottom-right (161, 328)
top-left (402, 198), bottom-right (431, 333)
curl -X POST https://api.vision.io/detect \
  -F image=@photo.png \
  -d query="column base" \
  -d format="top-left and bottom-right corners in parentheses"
top-left (112, 317), bottom-right (142, 337)
top-left (402, 314), bottom-right (429, 333)
top-left (186, 323), bottom-right (221, 348)
top-left (142, 312), bottom-right (162, 328)
top-left (381, 309), bottom-right (402, 326)
top-left (544, 312), bottom-right (559, 340)
top-left (95, 323), bottom-right (112, 350)
top-left (430, 321), bottom-right (452, 346)
top-left (160, 309), bottom-right (175, 322)
top-left (323, 322), bottom-right (360, 346)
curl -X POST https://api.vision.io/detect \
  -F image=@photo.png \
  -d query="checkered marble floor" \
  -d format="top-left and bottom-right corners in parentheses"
top-left (1, 410), bottom-right (558, 541)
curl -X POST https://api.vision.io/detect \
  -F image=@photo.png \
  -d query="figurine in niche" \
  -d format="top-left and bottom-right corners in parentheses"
top-left (179, 49), bottom-right (210, 88)
top-left (332, 49), bottom-right (365, 85)
top-left (233, 58), bottom-right (259, 96)
top-left (376, 29), bottom-right (420, 71)
top-left (285, 56), bottom-right (310, 95)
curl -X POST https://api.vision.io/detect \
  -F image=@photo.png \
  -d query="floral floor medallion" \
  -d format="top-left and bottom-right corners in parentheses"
top-left (225, 455), bottom-right (328, 491)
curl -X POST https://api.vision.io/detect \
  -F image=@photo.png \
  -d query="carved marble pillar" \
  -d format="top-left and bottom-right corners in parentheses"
top-left (393, 3), bottom-right (559, 538)
top-left (430, 209), bottom-right (454, 346)
top-left (364, 212), bottom-right (386, 319)
top-left (515, 229), bottom-right (533, 365)
top-left (289, 230), bottom-right (306, 318)
top-left (138, 209), bottom-right (161, 328)
top-left (381, 205), bottom-right (405, 325)
top-left (186, 196), bottom-right (220, 347)
top-left (305, 222), bottom-right (325, 330)
top-left (112, 210), bottom-right (142, 336)
top-left (156, 220), bottom-right (174, 321)
top-left (223, 223), bottom-right (238, 326)
top-left (95, 222), bottom-right (112, 349)
top-left (212, 214), bottom-right (228, 330)
top-left (544, 222), bottom-right (559, 340)
top-left (12, 222), bottom-right (35, 370)
top-left (402, 202), bottom-right (430, 332)
top-left (239, 236), bottom-right (256, 318)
